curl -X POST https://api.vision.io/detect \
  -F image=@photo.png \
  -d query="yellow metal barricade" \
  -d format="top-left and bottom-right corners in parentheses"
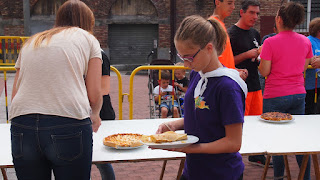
top-left (129, 65), bottom-right (189, 120)
top-left (20, 37), bottom-right (30, 44)
top-left (305, 65), bottom-right (319, 104)
top-left (110, 66), bottom-right (124, 120)
top-left (0, 67), bottom-right (16, 123)
top-left (0, 36), bottom-right (24, 66)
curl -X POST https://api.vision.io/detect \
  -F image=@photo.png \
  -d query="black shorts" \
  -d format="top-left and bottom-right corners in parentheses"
top-left (100, 95), bottom-right (115, 120)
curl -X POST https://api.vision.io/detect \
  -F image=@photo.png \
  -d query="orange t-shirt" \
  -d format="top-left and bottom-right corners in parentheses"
top-left (211, 16), bottom-right (235, 69)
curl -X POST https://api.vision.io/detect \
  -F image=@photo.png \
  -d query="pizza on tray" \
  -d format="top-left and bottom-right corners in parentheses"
top-left (103, 133), bottom-right (143, 148)
top-left (260, 112), bottom-right (293, 121)
top-left (141, 131), bottom-right (188, 143)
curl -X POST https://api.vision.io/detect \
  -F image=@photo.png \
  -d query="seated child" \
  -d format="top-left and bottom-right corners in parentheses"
top-left (174, 62), bottom-right (189, 98)
top-left (153, 71), bottom-right (179, 118)
top-left (174, 62), bottom-right (189, 114)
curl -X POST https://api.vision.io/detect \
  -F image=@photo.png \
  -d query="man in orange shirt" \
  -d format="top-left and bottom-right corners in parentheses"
top-left (211, 0), bottom-right (269, 168)
top-left (227, 0), bottom-right (269, 168)
top-left (210, 0), bottom-right (248, 80)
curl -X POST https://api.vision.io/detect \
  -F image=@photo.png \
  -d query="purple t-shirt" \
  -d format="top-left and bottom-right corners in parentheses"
top-left (183, 70), bottom-right (245, 180)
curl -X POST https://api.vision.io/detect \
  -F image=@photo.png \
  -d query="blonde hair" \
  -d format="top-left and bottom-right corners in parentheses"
top-left (174, 15), bottom-right (227, 56)
top-left (175, 62), bottom-right (186, 72)
top-left (26, 0), bottom-right (95, 49)
top-left (175, 62), bottom-right (184, 66)
top-left (27, 27), bottom-right (71, 48)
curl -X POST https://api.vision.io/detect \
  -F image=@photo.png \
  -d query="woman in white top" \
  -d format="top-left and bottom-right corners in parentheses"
top-left (9, 1), bottom-right (102, 179)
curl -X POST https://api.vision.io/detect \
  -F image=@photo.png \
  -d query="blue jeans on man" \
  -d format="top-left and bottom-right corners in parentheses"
top-left (263, 94), bottom-right (310, 180)
top-left (11, 114), bottom-right (93, 180)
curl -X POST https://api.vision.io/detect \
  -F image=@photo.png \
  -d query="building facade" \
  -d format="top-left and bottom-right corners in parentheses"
top-left (0, 0), bottom-right (318, 64)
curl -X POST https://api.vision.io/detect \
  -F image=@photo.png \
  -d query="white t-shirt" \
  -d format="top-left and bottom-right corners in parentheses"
top-left (9, 27), bottom-right (102, 120)
top-left (153, 85), bottom-right (174, 100)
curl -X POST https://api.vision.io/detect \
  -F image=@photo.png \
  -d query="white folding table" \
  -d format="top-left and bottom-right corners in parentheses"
top-left (1, 115), bottom-right (320, 180)
top-left (241, 115), bottom-right (320, 180)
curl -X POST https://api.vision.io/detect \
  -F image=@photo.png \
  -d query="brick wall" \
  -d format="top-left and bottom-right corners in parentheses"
top-left (4, 25), bottom-right (24, 36)
top-left (94, 25), bottom-right (108, 48)
top-left (84, 0), bottom-right (171, 49)
top-left (0, 0), bottom-right (293, 48)
top-left (159, 24), bottom-right (171, 48)
top-left (0, 0), bottom-right (23, 19)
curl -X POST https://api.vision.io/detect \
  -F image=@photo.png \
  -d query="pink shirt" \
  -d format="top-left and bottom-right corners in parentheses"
top-left (260, 31), bottom-right (313, 99)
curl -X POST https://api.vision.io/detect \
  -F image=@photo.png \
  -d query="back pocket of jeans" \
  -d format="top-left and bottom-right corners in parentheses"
top-left (52, 131), bottom-right (83, 161)
top-left (11, 132), bottom-right (23, 158)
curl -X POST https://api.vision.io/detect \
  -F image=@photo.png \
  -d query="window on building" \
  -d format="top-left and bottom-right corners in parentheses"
top-left (290, 0), bottom-right (320, 32)
top-left (32, 0), bottom-right (67, 16)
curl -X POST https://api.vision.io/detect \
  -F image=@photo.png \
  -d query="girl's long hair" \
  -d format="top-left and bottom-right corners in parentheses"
top-left (26, 0), bottom-right (95, 48)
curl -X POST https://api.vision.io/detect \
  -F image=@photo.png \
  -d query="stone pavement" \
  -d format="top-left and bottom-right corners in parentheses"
top-left (0, 71), bottom-right (319, 179)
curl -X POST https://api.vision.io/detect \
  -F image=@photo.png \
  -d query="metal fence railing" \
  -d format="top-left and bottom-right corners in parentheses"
top-left (128, 65), bottom-right (189, 120)
top-left (0, 36), bottom-right (27, 66)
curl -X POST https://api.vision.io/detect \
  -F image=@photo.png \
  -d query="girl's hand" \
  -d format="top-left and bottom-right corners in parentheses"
top-left (156, 118), bottom-right (184, 134)
top-left (156, 122), bottom-right (174, 134)
top-left (91, 114), bottom-right (101, 132)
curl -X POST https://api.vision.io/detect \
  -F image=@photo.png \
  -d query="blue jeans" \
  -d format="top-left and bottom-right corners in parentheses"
top-left (11, 114), bottom-right (93, 180)
top-left (263, 94), bottom-right (310, 180)
top-left (272, 155), bottom-right (310, 180)
top-left (95, 163), bottom-right (115, 180)
top-left (263, 94), bottom-right (306, 115)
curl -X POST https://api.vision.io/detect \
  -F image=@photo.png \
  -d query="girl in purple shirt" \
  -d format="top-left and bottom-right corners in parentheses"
top-left (156, 15), bottom-right (247, 180)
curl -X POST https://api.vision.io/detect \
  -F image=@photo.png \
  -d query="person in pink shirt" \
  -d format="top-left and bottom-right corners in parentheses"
top-left (259, 2), bottom-right (313, 180)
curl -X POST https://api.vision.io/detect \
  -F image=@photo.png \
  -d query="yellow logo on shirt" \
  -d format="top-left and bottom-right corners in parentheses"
top-left (195, 96), bottom-right (209, 109)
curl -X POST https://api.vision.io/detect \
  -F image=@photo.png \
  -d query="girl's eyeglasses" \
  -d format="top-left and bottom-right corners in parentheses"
top-left (177, 48), bottom-right (201, 62)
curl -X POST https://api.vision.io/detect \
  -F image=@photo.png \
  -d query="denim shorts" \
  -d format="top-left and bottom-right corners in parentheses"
top-left (160, 100), bottom-right (179, 110)
top-left (11, 114), bottom-right (93, 180)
